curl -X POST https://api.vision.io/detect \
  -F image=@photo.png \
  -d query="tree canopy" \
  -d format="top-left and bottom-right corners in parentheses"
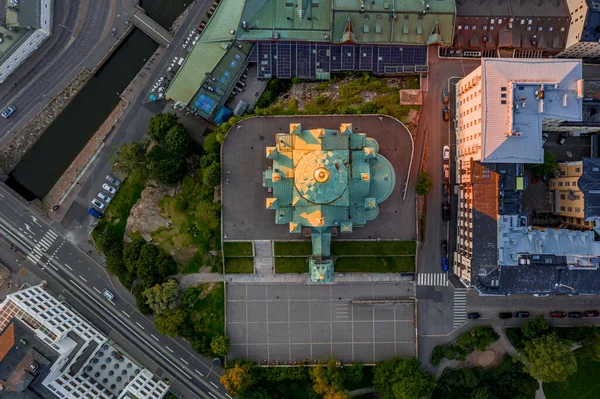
top-left (143, 279), bottom-right (180, 316)
top-left (310, 359), bottom-right (349, 399)
top-left (148, 113), bottom-right (179, 141)
top-left (163, 123), bottom-right (190, 155)
top-left (416, 171), bottom-right (433, 196)
top-left (522, 332), bottom-right (577, 382)
top-left (527, 150), bottom-right (557, 177)
top-left (210, 334), bottom-right (230, 358)
top-left (147, 145), bottom-right (185, 185)
top-left (220, 361), bottom-right (258, 397)
top-left (109, 140), bottom-right (149, 179)
top-left (373, 357), bottom-right (436, 399)
top-left (154, 308), bottom-right (185, 337)
top-left (202, 162), bottom-right (221, 187)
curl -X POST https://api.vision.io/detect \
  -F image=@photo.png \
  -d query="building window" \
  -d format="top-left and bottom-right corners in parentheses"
top-left (561, 27), bottom-right (565, 31)
top-left (527, 26), bottom-right (532, 31)
top-left (491, 18), bottom-right (495, 24)
top-left (538, 26), bottom-right (543, 31)
top-left (501, 86), bottom-right (507, 91)
top-left (576, 207), bottom-right (581, 212)
top-left (573, 181), bottom-right (577, 186)
top-left (561, 206), bottom-right (565, 211)
top-left (566, 181), bottom-right (570, 186)
top-left (528, 19), bottom-right (532, 25)
top-left (570, 217), bottom-right (575, 222)
top-left (498, 18), bottom-right (503, 24)
top-left (568, 207), bottom-right (573, 212)
top-left (465, 25), bottom-right (469, 30)
top-left (472, 25), bottom-right (476, 30)
top-left (549, 27), bottom-right (553, 31)
top-left (559, 182), bottom-right (563, 186)
top-left (576, 167), bottom-right (581, 172)
top-left (483, 25), bottom-right (487, 30)
top-left (521, 19), bottom-right (525, 24)
top-left (458, 25), bottom-right (462, 30)
top-left (560, 194), bottom-right (566, 200)
top-left (501, 93), bottom-right (507, 98)
top-left (490, 26), bottom-right (494, 30)
top-left (501, 100), bottom-right (507, 104)
top-left (575, 195), bottom-right (581, 200)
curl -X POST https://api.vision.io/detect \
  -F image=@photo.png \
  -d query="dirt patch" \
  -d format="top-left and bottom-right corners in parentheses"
top-left (405, 108), bottom-right (421, 140)
top-left (0, 69), bottom-right (92, 174)
top-left (126, 183), bottom-right (179, 242)
top-left (400, 89), bottom-right (423, 105)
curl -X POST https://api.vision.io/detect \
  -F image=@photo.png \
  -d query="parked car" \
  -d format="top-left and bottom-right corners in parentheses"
top-left (443, 145), bottom-right (450, 161)
top-left (550, 311), bottom-right (566, 318)
top-left (442, 106), bottom-right (449, 121)
top-left (441, 257), bottom-right (449, 272)
top-left (87, 207), bottom-right (103, 219)
top-left (499, 312), bottom-right (513, 319)
top-left (557, 132), bottom-right (568, 145)
top-left (102, 183), bottom-right (117, 194)
top-left (542, 132), bottom-right (549, 145)
top-left (1, 105), bottom-right (16, 119)
top-left (441, 239), bottom-right (448, 255)
top-left (442, 179), bottom-right (450, 196)
top-left (532, 293), bottom-right (550, 297)
top-left (102, 289), bottom-right (114, 301)
top-left (91, 198), bottom-right (105, 209)
top-left (568, 311), bottom-right (583, 318)
top-left (442, 202), bottom-right (450, 222)
top-left (97, 192), bottom-right (112, 204)
top-left (442, 89), bottom-right (449, 104)
top-left (443, 164), bottom-right (450, 179)
top-left (467, 312), bottom-right (480, 319)
top-left (584, 310), bottom-right (599, 317)
top-left (513, 311), bottom-right (530, 318)
top-left (105, 174), bottom-right (121, 187)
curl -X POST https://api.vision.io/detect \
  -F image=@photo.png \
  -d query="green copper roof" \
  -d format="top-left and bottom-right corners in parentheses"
top-left (264, 123), bottom-right (396, 281)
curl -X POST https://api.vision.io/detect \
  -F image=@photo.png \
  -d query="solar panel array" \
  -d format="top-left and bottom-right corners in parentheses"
top-left (252, 42), bottom-right (427, 79)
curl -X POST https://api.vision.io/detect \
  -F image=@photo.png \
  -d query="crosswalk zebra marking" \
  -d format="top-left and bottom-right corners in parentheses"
top-left (453, 288), bottom-right (468, 329)
top-left (26, 230), bottom-right (58, 265)
top-left (417, 273), bottom-right (449, 287)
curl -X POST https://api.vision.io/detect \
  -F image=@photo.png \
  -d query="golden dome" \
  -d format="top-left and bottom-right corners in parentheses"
top-left (314, 167), bottom-right (330, 183)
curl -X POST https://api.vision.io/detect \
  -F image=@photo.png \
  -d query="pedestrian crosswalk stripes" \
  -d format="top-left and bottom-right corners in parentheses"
top-left (453, 288), bottom-right (468, 329)
top-left (26, 230), bottom-right (57, 265)
top-left (417, 273), bottom-right (449, 287)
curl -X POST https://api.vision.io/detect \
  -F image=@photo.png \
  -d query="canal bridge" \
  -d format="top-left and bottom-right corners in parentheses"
top-left (130, 10), bottom-right (173, 47)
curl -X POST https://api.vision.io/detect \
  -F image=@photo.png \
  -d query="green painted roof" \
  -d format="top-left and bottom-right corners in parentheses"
top-left (310, 258), bottom-right (334, 283)
top-left (165, 0), bottom-right (247, 105)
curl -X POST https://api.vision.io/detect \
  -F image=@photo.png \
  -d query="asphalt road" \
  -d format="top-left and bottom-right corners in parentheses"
top-left (0, 181), bottom-right (229, 399)
top-left (0, 0), bottom-right (123, 147)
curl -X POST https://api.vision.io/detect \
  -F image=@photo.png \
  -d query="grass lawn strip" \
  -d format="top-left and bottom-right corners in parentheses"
top-left (225, 257), bottom-right (254, 273)
top-left (187, 282), bottom-right (225, 337)
top-left (335, 256), bottom-right (415, 273)
top-left (274, 240), bottom-right (417, 256)
top-left (543, 348), bottom-right (600, 399)
top-left (102, 176), bottom-right (145, 239)
top-left (274, 241), bottom-right (312, 256)
top-left (223, 241), bottom-right (253, 257)
top-left (274, 257), bottom-right (308, 273)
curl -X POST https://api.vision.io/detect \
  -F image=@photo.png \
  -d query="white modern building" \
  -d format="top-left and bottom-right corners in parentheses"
top-left (0, 0), bottom-right (53, 83)
top-left (0, 284), bottom-right (169, 399)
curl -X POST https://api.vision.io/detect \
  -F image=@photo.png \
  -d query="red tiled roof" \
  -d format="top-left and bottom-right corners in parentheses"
top-left (0, 322), bottom-right (15, 362)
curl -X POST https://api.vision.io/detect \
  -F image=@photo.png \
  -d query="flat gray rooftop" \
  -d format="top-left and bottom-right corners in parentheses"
top-left (226, 282), bottom-right (416, 364)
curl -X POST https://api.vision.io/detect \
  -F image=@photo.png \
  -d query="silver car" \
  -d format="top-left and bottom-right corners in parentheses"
top-left (97, 192), bottom-right (112, 203)
top-left (102, 183), bottom-right (117, 194)
top-left (105, 174), bottom-right (121, 187)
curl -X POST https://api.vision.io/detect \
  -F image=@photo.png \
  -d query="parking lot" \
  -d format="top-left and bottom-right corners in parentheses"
top-left (221, 115), bottom-right (415, 241)
top-left (226, 282), bottom-right (416, 364)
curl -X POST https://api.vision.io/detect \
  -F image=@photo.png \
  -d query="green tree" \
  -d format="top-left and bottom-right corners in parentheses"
top-left (123, 235), bottom-right (146, 276)
top-left (202, 162), bottom-right (221, 187)
top-left (521, 332), bottom-right (577, 382)
top-left (109, 140), bottom-right (148, 180)
top-left (527, 150), bottom-right (557, 177)
top-left (154, 308), bottom-right (185, 337)
top-left (344, 364), bottom-right (364, 384)
top-left (134, 284), bottom-right (152, 315)
top-left (220, 361), bottom-right (257, 397)
top-left (586, 332), bottom-right (600, 361)
top-left (201, 153), bottom-right (219, 169)
top-left (164, 123), bottom-right (190, 155)
top-left (143, 279), bottom-right (180, 316)
top-left (456, 326), bottom-right (499, 351)
top-left (156, 252), bottom-right (178, 278)
top-left (373, 357), bottom-right (436, 399)
top-left (190, 335), bottom-right (211, 356)
top-left (203, 131), bottom-right (220, 154)
top-left (416, 171), bottom-right (433, 196)
top-left (148, 113), bottom-right (179, 141)
top-left (136, 244), bottom-right (161, 288)
top-left (180, 287), bottom-right (200, 308)
top-left (210, 334), bottom-right (230, 357)
top-left (147, 146), bottom-right (185, 185)
top-left (522, 315), bottom-right (550, 340)
top-left (310, 359), bottom-right (348, 399)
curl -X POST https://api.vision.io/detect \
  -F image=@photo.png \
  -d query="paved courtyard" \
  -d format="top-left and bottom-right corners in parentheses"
top-left (222, 115), bottom-right (415, 241)
top-left (226, 282), bottom-right (416, 364)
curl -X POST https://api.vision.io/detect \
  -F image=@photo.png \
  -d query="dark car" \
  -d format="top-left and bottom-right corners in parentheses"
top-left (499, 312), bottom-right (512, 319)
top-left (442, 89), bottom-right (449, 104)
top-left (513, 311), bottom-right (530, 318)
top-left (441, 257), bottom-right (449, 272)
top-left (550, 311), bottom-right (566, 318)
top-left (442, 179), bottom-right (450, 196)
top-left (442, 202), bottom-right (450, 222)
top-left (87, 207), bottom-right (103, 219)
top-left (584, 310), bottom-right (599, 317)
top-left (557, 132), bottom-right (568, 145)
top-left (442, 106), bottom-right (449, 121)
top-left (468, 312), bottom-right (480, 319)
top-left (568, 311), bottom-right (583, 318)
top-left (441, 240), bottom-right (448, 255)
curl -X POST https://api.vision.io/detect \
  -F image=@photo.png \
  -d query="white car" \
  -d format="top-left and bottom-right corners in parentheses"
top-left (105, 174), bottom-right (121, 187)
top-left (443, 145), bottom-right (450, 161)
top-left (97, 192), bottom-right (112, 203)
top-left (102, 183), bottom-right (117, 194)
top-left (102, 289), bottom-right (114, 301)
top-left (91, 198), bottom-right (105, 209)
